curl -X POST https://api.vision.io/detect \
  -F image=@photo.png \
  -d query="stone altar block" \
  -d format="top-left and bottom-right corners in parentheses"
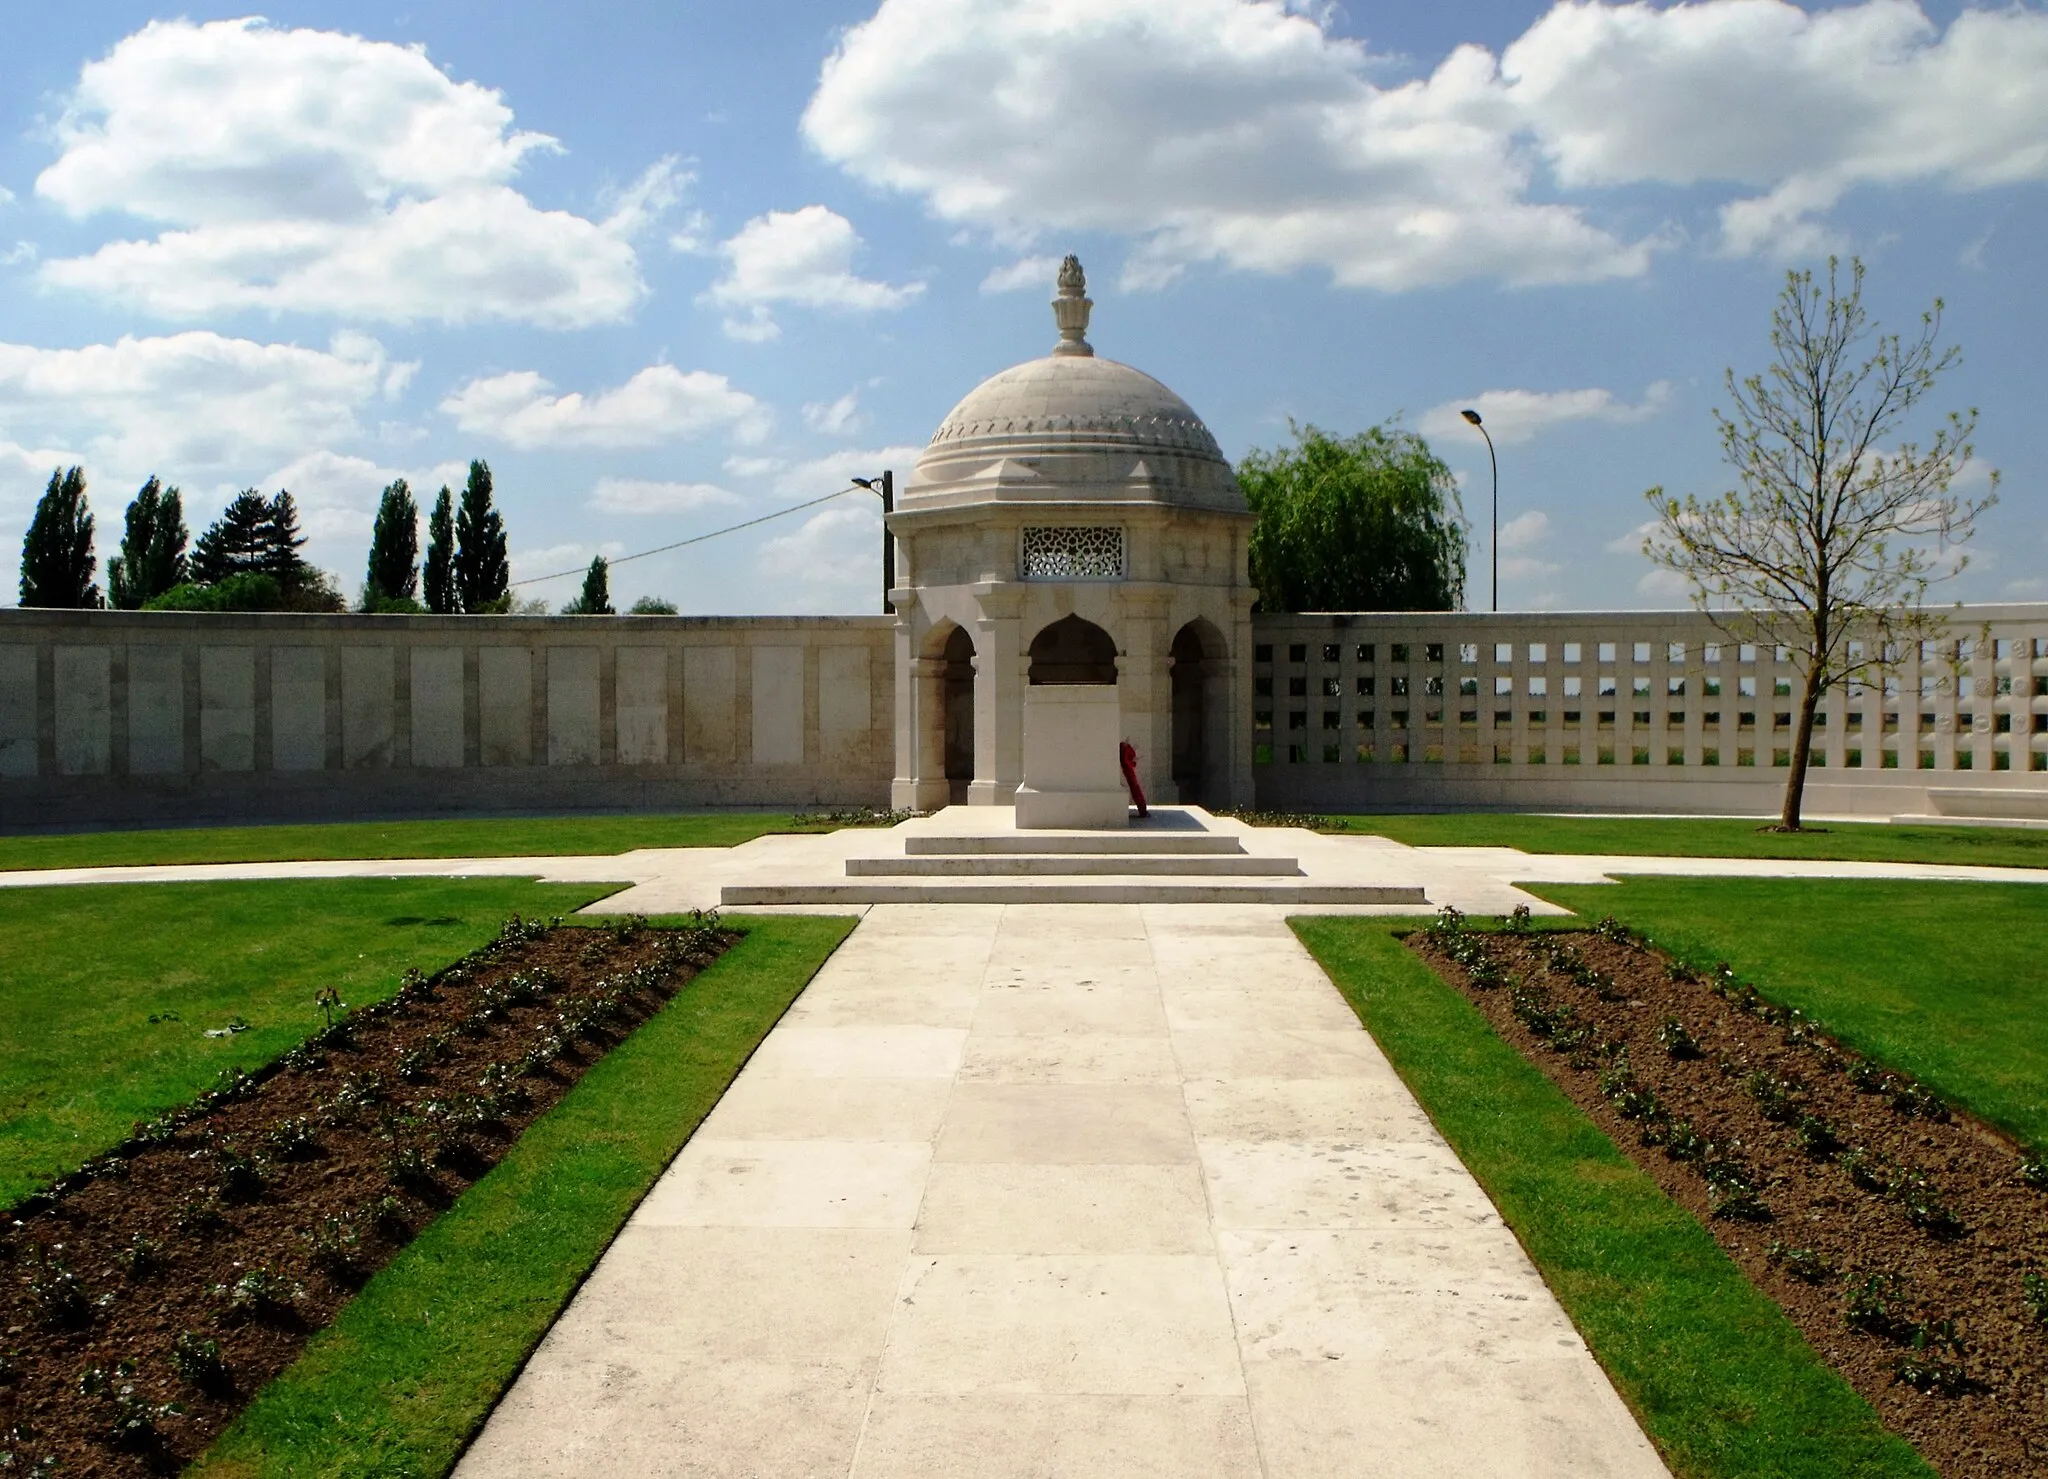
top-left (1014, 684), bottom-right (1128, 828)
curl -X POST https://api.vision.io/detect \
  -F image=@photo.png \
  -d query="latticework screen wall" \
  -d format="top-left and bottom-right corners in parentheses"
top-left (1250, 607), bottom-right (2048, 815)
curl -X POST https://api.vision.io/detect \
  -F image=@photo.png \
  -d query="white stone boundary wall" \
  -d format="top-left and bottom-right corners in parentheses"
top-left (0, 611), bottom-right (895, 829)
top-left (1249, 606), bottom-right (2048, 820)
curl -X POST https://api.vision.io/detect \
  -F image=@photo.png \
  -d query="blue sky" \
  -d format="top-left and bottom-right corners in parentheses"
top-left (2, 0), bottom-right (2042, 614)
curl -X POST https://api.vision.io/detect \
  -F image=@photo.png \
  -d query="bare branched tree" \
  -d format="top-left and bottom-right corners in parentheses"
top-left (1645, 258), bottom-right (1997, 830)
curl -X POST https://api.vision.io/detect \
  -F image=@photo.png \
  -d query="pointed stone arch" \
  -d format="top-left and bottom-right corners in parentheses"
top-left (1027, 614), bottom-right (1118, 685)
top-left (1171, 617), bottom-right (1228, 804)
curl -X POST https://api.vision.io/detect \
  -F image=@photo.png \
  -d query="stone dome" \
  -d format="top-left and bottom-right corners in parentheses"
top-left (902, 257), bottom-right (1245, 515)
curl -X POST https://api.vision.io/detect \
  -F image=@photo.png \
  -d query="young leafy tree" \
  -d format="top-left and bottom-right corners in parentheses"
top-left (362, 478), bottom-right (420, 609)
top-left (18, 465), bottom-right (102, 608)
top-left (454, 459), bottom-right (510, 613)
top-left (108, 477), bottom-right (188, 609)
top-left (423, 486), bottom-right (457, 614)
top-left (562, 555), bottom-right (614, 615)
top-left (1241, 422), bottom-right (1467, 612)
top-left (629, 595), bottom-right (678, 615)
top-left (191, 490), bottom-right (275, 583)
top-left (1645, 257), bottom-right (1996, 831)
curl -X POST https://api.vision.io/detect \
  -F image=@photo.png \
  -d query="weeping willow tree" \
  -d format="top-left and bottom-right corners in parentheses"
top-left (1241, 422), bottom-right (1467, 613)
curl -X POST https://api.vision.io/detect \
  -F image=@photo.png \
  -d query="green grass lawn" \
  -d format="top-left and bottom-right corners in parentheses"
top-left (0, 811), bottom-right (834, 873)
top-left (0, 877), bottom-right (623, 1205)
top-left (1336, 812), bottom-right (2048, 870)
top-left (1293, 917), bottom-right (1931, 1479)
top-left (1528, 876), bottom-right (2048, 1149)
top-left (189, 913), bottom-right (853, 1479)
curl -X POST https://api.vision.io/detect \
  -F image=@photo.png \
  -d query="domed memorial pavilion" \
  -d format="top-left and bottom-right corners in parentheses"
top-left (888, 257), bottom-right (1255, 823)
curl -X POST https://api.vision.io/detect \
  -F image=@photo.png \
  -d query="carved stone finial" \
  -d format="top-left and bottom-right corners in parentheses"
top-left (1051, 254), bottom-right (1093, 357)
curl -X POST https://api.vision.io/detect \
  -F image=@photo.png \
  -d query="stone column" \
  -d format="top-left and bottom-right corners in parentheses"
top-left (969, 583), bottom-right (1023, 805)
top-left (889, 593), bottom-right (926, 810)
top-left (1224, 590), bottom-right (1257, 807)
top-left (1116, 587), bottom-right (1172, 803)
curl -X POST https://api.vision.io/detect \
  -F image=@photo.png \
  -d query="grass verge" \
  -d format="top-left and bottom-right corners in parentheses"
top-left (1527, 876), bottom-right (2048, 1148)
top-left (0, 812), bottom-right (834, 872)
top-left (0, 877), bottom-right (622, 1206)
top-left (1291, 916), bottom-right (1931, 1479)
top-left (1328, 812), bottom-right (2048, 870)
top-left (186, 912), bottom-right (852, 1479)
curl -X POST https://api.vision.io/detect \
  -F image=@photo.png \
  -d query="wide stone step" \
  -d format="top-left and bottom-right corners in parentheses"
top-left (846, 853), bottom-right (1298, 877)
top-left (904, 833), bottom-right (1245, 856)
top-left (721, 879), bottom-right (1427, 906)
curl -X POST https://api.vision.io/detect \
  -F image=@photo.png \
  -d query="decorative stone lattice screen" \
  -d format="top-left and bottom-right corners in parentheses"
top-left (1250, 606), bottom-right (2048, 818)
top-left (1020, 526), bottom-right (1124, 580)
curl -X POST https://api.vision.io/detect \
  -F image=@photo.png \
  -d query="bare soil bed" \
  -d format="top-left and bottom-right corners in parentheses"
top-left (0, 913), bottom-right (731, 1477)
top-left (1411, 910), bottom-right (2048, 1479)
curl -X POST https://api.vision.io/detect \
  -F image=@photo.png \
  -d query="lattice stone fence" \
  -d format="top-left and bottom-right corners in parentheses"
top-left (1248, 605), bottom-right (2048, 820)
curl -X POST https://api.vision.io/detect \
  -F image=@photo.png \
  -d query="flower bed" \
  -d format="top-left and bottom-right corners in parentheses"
top-left (1412, 907), bottom-right (2047, 1478)
top-left (0, 912), bottom-right (731, 1477)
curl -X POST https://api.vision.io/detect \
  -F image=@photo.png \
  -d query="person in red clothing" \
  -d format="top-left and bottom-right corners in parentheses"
top-left (1119, 739), bottom-right (1148, 818)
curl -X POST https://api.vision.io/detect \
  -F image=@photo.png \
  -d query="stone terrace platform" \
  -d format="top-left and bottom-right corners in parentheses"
top-left (721, 807), bottom-right (1429, 908)
top-left (454, 902), bottom-right (1669, 1478)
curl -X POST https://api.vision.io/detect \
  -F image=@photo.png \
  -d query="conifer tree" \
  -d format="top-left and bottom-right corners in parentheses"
top-left (191, 490), bottom-right (275, 583)
top-left (363, 478), bottom-right (420, 608)
top-left (18, 465), bottom-right (102, 608)
top-left (564, 555), bottom-right (614, 615)
top-left (454, 459), bottom-right (510, 612)
top-left (259, 491), bottom-right (310, 587)
top-left (423, 486), bottom-right (457, 613)
top-left (108, 476), bottom-right (188, 609)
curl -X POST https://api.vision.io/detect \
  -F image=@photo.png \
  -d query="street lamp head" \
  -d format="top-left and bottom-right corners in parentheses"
top-left (850, 477), bottom-right (876, 490)
top-left (1460, 408), bottom-right (1483, 427)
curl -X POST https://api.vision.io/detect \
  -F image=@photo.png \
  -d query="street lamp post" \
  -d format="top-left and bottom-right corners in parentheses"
top-left (851, 470), bottom-right (895, 614)
top-left (1460, 409), bottom-right (1498, 613)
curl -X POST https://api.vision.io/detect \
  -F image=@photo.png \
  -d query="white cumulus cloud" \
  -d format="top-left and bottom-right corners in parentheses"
top-left (803, 390), bottom-right (864, 435)
top-left (34, 18), bottom-right (674, 326)
top-left (804, 0), bottom-right (2048, 288)
top-left (1498, 509), bottom-right (1552, 551)
top-left (802, 0), bottom-right (1653, 292)
top-left (441, 364), bottom-right (770, 449)
top-left (590, 478), bottom-right (742, 515)
top-left (756, 502), bottom-right (886, 613)
top-left (708, 205), bottom-right (923, 340)
top-left (1423, 382), bottom-right (1673, 446)
top-left (980, 255), bottom-right (1062, 294)
top-left (0, 330), bottom-right (393, 488)
top-left (1503, 0), bottom-right (2048, 258)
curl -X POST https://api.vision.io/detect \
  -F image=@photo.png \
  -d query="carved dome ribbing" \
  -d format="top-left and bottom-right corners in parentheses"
top-left (902, 258), bottom-right (1245, 515)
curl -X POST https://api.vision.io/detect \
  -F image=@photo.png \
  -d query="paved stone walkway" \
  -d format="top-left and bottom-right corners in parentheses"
top-left (453, 902), bottom-right (1668, 1478)
top-left (6, 811), bottom-right (2046, 918)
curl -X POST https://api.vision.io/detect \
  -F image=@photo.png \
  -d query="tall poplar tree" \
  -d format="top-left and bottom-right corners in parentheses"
top-left (454, 459), bottom-right (510, 613)
top-left (108, 476), bottom-right (187, 609)
top-left (563, 555), bottom-right (613, 615)
top-left (19, 466), bottom-right (103, 608)
top-left (363, 478), bottom-right (420, 609)
top-left (423, 486), bottom-right (457, 613)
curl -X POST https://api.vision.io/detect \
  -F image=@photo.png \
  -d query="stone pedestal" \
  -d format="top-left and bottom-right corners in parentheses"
top-left (1013, 684), bottom-right (1127, 828)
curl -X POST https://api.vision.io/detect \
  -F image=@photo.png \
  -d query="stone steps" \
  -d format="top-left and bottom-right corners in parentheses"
top-left (904, 833), bottom-right (1245, 856)
top-left (845, 853), bottom-right (1299, 877)
top-left (721, 878), bottom-right (1427, 906)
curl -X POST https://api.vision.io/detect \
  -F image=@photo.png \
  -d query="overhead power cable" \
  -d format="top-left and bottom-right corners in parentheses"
top-left (507, 483), bottom-right (868, 588)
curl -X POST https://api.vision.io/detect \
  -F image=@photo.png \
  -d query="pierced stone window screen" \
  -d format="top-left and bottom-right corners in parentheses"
top-left (1021, 526), bottom-right (1124, 580)
top-left (1250, 614), bottom-right (2048, 781)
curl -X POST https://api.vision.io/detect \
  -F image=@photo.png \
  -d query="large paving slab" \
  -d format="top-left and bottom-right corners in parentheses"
top-left (453, 903), bottom-right (1670, 1478)
top-left (6, 806), bottom-right (2046, 917)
